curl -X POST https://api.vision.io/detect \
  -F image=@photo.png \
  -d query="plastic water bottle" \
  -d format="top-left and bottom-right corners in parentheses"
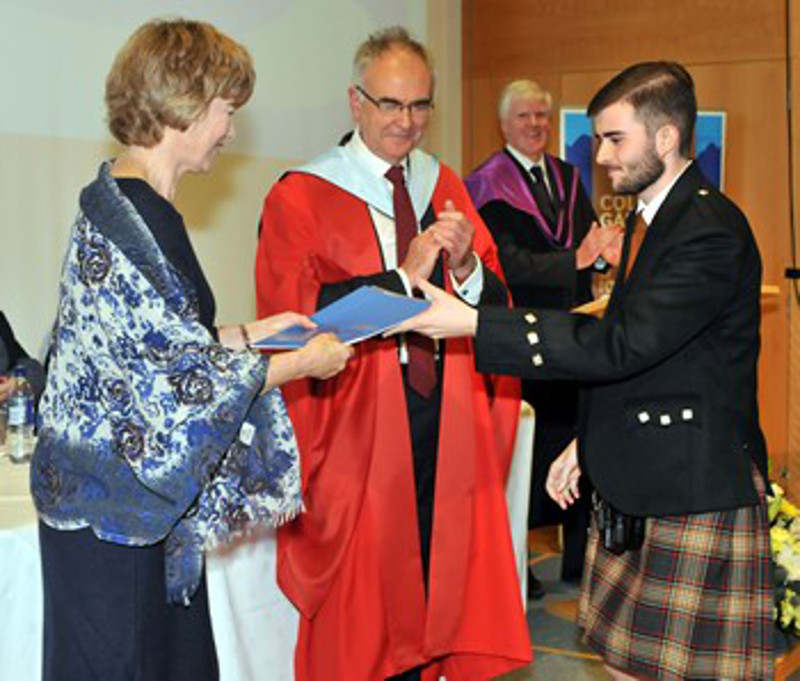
top-left (0, 395), bottom-right (7, 449)
top-left (7, 367), bottom-right (35, 463)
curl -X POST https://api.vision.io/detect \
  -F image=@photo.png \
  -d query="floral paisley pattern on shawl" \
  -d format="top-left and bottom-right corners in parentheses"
top-left (32, 162), bottom-right (302, 603)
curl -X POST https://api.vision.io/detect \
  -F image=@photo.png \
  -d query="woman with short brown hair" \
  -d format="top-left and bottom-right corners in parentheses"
top-left (105, 19), bottom-right (255, 148)
top-left (33, 18), bottom-right (351, 681)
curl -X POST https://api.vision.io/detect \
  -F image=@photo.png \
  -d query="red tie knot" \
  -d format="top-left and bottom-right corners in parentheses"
top-left (385, 165), bottom-right (405, 185)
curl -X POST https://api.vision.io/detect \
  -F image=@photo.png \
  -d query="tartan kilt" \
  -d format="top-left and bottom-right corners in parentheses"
top-left (578, 473), bottom-right (773, 680)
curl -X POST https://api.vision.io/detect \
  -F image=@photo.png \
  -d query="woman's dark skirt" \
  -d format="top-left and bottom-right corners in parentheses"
top-left (578, 473), bottom-right (773, 680)
top-left (39, 522), bottom-right (219, 681)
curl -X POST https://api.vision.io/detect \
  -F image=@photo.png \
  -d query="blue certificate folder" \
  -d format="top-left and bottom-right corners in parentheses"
top-left (252, 286), bottom-right (431, 350)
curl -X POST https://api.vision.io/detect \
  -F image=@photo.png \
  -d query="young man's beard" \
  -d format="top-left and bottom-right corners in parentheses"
top-left (615, 141), bottom-right (665, 196)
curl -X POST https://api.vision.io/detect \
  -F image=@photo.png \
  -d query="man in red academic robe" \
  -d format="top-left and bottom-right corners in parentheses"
top-left (255, 26), bottom-right (531, 681)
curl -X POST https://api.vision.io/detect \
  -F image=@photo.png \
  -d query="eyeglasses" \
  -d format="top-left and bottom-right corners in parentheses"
top-left (355, 85), bottom-right (434, 117)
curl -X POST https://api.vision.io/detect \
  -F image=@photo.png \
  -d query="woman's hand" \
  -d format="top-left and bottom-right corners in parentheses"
top-left (219, 313), bottom-right (315, 351)
top-left (296, 333), bottom-right (353, 380)
top-left (388, 280), bottom-right (478, 339)
top-left (545, 438), bottom-right (582, 510)
top-left (264, 333), bottom-right (353, 390)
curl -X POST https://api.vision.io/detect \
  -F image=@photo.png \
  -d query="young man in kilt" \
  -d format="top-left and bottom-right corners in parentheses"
top-left (392, 61), bottom-right (774, 680)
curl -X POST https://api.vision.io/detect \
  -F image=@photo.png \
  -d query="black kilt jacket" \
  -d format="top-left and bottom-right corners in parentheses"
top-left (474, 163), bottom-right (767, 517)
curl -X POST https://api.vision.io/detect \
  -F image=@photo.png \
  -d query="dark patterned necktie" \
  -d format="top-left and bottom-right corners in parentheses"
top-left (530, 165), bottom-right (556, 221)
top-left (530, 165), bottom-right (547, 193)
top-left (385, 165), bottom-right (437, 398)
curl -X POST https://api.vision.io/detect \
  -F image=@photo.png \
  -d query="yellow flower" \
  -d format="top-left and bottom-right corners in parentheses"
top-left (770, 483), bottom-right (786, 522)
top-left (777, 547), bottom-right (800, 581)
top-left (783, 592), bottom-right (800, 636)
top-left (768, 485), bottom-right (800, 635)
top-left (782, 498), bottom-right (800, 518)
top-left (778, 589), bottom-right (800, 632)
top-left (772, 526), bottom-right (793, 554)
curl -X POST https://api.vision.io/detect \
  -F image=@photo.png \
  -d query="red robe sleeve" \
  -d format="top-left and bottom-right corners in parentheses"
top-left (256, 174), bottom-right (381, 618)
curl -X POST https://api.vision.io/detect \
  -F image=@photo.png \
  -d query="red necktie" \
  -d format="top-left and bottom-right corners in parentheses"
top-left (385, 165), bottom-right (437, 398)
top-left (625, 212), bottom-right (647, 279)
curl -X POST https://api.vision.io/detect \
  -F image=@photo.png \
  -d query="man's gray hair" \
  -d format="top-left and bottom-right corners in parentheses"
top-left (497, 80), bottom-right (552, 120)
top-left (351, 25), bottom-right (435, 89)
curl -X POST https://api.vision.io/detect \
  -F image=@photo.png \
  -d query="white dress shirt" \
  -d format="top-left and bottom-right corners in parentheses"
top-left (637, 160), bottom-right (693, 226)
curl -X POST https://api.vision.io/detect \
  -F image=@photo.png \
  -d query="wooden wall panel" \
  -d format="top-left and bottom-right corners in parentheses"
top-left (468, 0), bottom-right (785, 78)
top-left (463, 0), bottom-right (793, 478)
top-left (463, 0), bottom-right (787, 171)
top-left (789, 0), bottom-right (800, 497)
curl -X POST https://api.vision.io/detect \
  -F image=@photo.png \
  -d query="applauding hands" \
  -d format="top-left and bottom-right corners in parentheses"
top-left (575, 221), bottom-right (624, 270)
top-left (399, 199), bottom-right (478, 288)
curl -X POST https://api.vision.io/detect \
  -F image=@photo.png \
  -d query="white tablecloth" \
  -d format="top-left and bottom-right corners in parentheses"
top-left (0, 455), bottom-right (43, 681)
top-left (506, 402), bottom-right (535, 609)
top-left (0, 454), bottom-right (36, 530)
top-left (207, 530), bottom-right (298, 681)
top-left (0, 523), bottom-right (42, 681)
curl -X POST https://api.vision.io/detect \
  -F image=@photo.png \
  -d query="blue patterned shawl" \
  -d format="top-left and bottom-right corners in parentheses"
top-left (32, 163), bottom-right (302, 603)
